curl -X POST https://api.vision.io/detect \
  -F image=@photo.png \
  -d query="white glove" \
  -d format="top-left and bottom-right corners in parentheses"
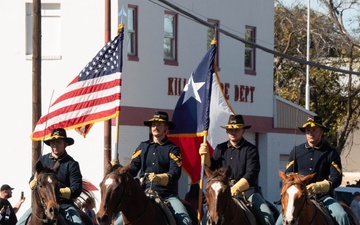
top-left (230, 178), bottom-right (250, 197)
top-left (60, 187), bottom-right (71, 199)
top-left (198, 143), bottom-right (211, 167)
top-left (306, 180), bottom-right (331, 195)
top-left (29, 172), bottom-right (37, 190)
top-left (148, 173), bottom-right (169, 186)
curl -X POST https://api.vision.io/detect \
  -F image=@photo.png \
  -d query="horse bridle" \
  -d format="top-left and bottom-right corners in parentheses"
top-left (110, 171), bottom-right (150, 225)
top-left (282, 181), bottom-right (309, 220)
top-left (32, 173), bottom-right (59, 224)
top-left (206, 176), bottom-right (231, 224)
top-left (110, 171), bottom-right (129, 213)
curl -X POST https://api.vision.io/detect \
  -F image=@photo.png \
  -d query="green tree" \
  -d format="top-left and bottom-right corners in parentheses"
top-left (274, 0), bottom-right (360, 154)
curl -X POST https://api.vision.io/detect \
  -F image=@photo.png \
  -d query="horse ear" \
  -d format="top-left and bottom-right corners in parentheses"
top-left (204, 165), bottom-right (212, 178)
top-left (34, 160), bottom-right (44, 173)
top-left (119, 163), bottom-right (131, 174)
top-left (279, 170), bottom-right (287, 181)
top-left (302, 173), bottom-right (316, 184)
top-left (105, 161), bottom-right (112, 173)
top-left (225, 166), bottom-right (232, 178)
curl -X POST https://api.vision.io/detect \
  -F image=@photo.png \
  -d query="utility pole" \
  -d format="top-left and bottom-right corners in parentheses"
top-left (104, 0), bottom-right (111, 175)
top-left (32, 0), bottom-right (42, 172)
top-left (305, 0), bottom-right (310, 110)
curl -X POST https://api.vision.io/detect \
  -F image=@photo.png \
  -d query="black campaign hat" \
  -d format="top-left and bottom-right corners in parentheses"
top-left (144, 111), bottom-right (175, 130)
top-left (220, 114), bottom-right (251, 129)
top-left (44, 128), bottom-right (75, 146)
top-left (298, 115), bottom-right (330, 132)
top-left (0, 184), bottom-right (14, 191)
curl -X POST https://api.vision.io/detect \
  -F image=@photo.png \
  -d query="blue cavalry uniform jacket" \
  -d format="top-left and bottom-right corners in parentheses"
top-left (210, 137), bottom-right (261, 197)
top-left (129, 136), bottom-right (182, 198)
top-left (285, 140), bottom-right (342, 198)
top-left (31, 151), bottom-right (83, 206)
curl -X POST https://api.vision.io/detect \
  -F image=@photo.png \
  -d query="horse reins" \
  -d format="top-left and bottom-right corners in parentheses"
top-left (283, 181), bottom-right (310, 221)
top-left (123, 200), bottom-right (150, 225)
top-left (207, 176), bottom-right (232, 224)
top-left (112, 172), bottom-right (150, 225)
top-left (33, 173), bottom-right (59, 224)
top-left (111, 171), bottom-right (129, 213)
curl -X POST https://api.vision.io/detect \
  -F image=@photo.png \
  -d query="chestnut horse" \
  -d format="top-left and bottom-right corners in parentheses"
top-left (96, 163), bottom-right (197, 225)
top-left (279, 170), bottom-right (359, 225)
top-left (204, 165), bottom-right (258, 225)
top-left (27, 160), bottom-right (95, 225)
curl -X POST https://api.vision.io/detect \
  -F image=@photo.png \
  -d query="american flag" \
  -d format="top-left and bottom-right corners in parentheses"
top-left (31, 24), bottom-right (124, 141)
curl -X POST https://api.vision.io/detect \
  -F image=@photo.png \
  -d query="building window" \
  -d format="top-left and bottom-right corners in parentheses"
top-left (127, 5), bottom-right (138, 61)
top-left (164, 11), bottom-right (178, 66)
top-left (26, 3), bottom-right (61, 60)
top-left (244, 26), bottom-right (256, 75)
top-left (207, 19), bottom-right (220, 70)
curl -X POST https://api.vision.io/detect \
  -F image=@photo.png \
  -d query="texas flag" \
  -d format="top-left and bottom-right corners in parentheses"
top-left (168, 41), bottom-right (233, 183)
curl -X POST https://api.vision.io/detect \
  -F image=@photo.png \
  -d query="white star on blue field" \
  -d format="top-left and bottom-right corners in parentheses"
top-left (182, 74), bottom-right (205, 104)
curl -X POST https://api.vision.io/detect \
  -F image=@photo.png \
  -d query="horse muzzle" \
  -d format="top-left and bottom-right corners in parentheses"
top-left (44, 204), bottom-right (60, 221)
top-left (283, 217), bottom-right (299, 225)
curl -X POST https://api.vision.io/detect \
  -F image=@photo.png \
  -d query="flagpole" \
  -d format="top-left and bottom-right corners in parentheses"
top-left (104, 0), bottom-right (112, 175)
top-left (112, 9), bottom-right (126, 166)
top-left (111, 24), bottom-right (124, 166)
top-left (197, 135), bottom-right (207, 224)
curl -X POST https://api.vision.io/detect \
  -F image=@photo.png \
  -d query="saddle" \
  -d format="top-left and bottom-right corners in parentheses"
top-left (233, 196), bottom-right (257, 225)
top-left (309, 197), bottom-right (336, 225)
top-left (145, 189), bottom-right (176, 225)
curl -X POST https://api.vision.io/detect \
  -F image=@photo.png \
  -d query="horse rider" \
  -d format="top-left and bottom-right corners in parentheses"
top-left (199, 114), bottom-right (275, 225)
top-left (275, 115), bottom-right (349, 225)
top-left (113, 111), bottom-right (191, 225)
top-left (17, 128), bottom-right (84, 225)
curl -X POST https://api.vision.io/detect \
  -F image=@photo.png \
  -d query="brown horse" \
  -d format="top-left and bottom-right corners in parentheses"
top-left (27, 160), bottom-right (95, 225)
top-left (204, 165), bottom-right (257, 225)
top-left (96, 163), bottom-right (197, 225)
top-left (27, 160), bottom-right (67, 225)
top-left (279, 170), bottom-right (360, 225)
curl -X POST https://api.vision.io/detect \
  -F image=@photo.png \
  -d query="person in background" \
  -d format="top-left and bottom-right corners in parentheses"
top-left (275, 115), bottom-right (349, 225)
top-left (199, 114), bottom-right (275, 225)
top-left (16, 128), bottom-right (84, 225)
top-left (0, 184), bottom-right (25, 225)
top-left (114, 111), bottom-right (191, 225)
top-left (351, 192), bottom-right (360, 223)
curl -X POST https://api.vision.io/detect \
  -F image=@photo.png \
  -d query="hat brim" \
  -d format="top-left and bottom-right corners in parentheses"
top-left (298, 122), bottom-right (329, 132)
top-left (144, 121), bottom-right (175, 130)
top-left (220, 124), bottom-right (251, 129)
top-left (44, 137), bottom-right (75, 146)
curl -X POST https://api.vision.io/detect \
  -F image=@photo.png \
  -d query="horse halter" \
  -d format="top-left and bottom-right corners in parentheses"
top-left (110, 171), bottom-right (150, 225)
top-left (33, 173), bottom-right (59, 224)
top-left (282, 181), bottom-right (308, 219)
top-left (206, 176), bottom-right (232, 223)
top-left (109, 171), bottom-right (129, 213)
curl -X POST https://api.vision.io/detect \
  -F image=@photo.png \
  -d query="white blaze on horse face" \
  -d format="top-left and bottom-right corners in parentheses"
top-left (105, 177), bottom-right (114, 189)
top-left (285, 185), bottom-right (299, 220)
top-left (47, 176), bottom-right (53, 183)
top-left (211, 182), bottom-right (222, 202)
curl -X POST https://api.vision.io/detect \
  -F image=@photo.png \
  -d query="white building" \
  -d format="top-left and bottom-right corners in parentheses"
top-left (0, 0), bottom-right (313, 216)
